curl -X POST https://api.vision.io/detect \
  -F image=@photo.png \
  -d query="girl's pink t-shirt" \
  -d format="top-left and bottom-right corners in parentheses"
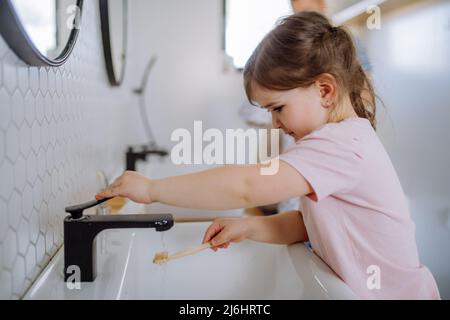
top-left (279, 117), bottom-right (440, 299)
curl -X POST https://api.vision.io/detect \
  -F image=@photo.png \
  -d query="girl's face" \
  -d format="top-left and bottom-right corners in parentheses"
top-left (252, 84), bottom-right (331, 141)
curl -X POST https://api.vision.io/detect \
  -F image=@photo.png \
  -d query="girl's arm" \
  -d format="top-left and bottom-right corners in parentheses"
top-left (247, 210), bottom-right (309, 244)
top-left (202, 210), bottom-right (309, 248)
top-left (96, 162), bottom-right (313, 210)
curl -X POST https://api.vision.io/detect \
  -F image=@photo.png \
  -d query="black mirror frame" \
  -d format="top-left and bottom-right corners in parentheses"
top-left (99, 0), bottom-right (128, 86)
top-left (0, 0), bottom-right (84, 67)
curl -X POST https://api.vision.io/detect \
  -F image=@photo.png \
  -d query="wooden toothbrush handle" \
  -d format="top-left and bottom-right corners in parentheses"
top-left (170, 242), bottom-right (211, 260)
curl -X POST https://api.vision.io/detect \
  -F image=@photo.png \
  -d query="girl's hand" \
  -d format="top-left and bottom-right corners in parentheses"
top-left (95, 171), bottom-right (154, 204)
top-left (202, 217), bottom-right (252, 251)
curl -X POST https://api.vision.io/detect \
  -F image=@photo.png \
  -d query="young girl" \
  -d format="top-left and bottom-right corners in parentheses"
top-left (96, 12), bottom-right (440, 299)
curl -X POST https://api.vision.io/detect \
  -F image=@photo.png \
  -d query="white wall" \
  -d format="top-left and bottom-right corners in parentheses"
top-left (353, 0), bottom-right (450, 298)
top-left (130, 0), bottom-right (249, 150)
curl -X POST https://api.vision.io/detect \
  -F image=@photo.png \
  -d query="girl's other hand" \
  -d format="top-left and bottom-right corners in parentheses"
top-left (202, 217), bottom-right (251, 251)
top-left (95, 171), bottom-right (153, 204)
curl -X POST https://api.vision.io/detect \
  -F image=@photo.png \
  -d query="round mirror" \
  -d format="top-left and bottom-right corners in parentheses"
top-left (100, 0), bottom-right (127, 86)
top-left (0, 0), bottom-right (83, 66)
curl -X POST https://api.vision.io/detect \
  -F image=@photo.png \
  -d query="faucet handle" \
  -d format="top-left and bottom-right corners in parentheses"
top-left (65, 197), bottom-right (113, 220)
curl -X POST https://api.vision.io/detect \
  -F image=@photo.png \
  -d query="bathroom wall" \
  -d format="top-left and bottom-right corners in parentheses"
top-left (130, 0), bottom-right (249, 150)
top-left (0, 1), bottom-right (144, 299)
top-left (124, 0), bottom-right (256, 219)
top-left (353, 0), bottom-right (450, 298)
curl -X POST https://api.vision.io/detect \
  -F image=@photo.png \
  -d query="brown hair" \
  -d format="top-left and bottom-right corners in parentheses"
top-left (244, 11), bottom-right (377, 129)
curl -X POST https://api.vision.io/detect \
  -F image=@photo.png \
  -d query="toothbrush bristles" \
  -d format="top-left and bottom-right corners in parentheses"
top-left (153, 251), bottom-right (169, 265)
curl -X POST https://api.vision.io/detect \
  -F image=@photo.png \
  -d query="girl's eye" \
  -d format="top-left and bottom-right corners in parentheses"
top-left (273, 106), bottom-right (283, 113)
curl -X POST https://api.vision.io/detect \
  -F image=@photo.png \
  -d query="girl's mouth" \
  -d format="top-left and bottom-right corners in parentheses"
top-left (282, 129), bottom-right (296, 138)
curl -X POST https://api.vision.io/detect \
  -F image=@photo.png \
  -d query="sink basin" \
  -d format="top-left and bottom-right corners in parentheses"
top-left (119, 222), bottom-right (356, 299)
top-left (24, 220), bottom-right (356, 299)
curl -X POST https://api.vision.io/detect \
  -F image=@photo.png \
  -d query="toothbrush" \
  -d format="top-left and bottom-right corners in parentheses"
top-left (153, 242), bottom-right (212, 265)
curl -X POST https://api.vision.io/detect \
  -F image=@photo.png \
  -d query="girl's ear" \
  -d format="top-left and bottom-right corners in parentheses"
top-left (315, 73), bottom-right (337, 108)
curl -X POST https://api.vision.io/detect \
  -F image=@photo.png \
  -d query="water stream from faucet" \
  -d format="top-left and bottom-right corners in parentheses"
top-left (160, 232), bottom-right (168, 299)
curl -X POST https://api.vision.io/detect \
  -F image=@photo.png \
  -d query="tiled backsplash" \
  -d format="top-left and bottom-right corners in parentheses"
top-left (0, 1), bottom-right (139, 299)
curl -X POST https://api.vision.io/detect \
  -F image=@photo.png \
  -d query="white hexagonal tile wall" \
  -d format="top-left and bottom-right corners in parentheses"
top-left (28, 209), bottom-right (39, 244)
top-left (55, 71), bottom-right (62, 97)
top-left (25, 244), bottom-right (36, 280)
top-left (22, 184), bottom-right (33, 221)
top-left (0, 0), bottom-right (136, 299)
top-left (16, 63), bottom-right (28, 95)
top-left (11, 90), bottom-right (25, 128)
top-left (2, 52), bottom-right (17, 94)
top-left (0, 269), bottom-right (13, 300)
top-left (25, 152), bottom-right (38, 186)
top-left (38, 203), bottom-right (49, 235)
top-left (12, 255), bottom-right (26, 295)
top-left (47, 69), bottom-right (56, 96)
top-left (19, 122), bottom-right (31, 158)
top-left (17, 218), bottom-right (30, 256)
top-left (34, 93), bottom-right (44, 124)
top-left (0, 160), bottom-right (14, 200)
top-left (5, 124), bottom-right (19, 162)
top-left (2, 228), bottom-right (17, 269)
top-left (45, 231), bottom-right (53, 255)
top-left (40, 123), bottom-right (49, 151)
top-left (0, 200), bottom-right (7, 240)
top-left (37, 149), bottom-right (46, 179)
top-left (32, 179), bottom-right (43, 210)
top-left (0, 130), bottom-right (4, 162)
top-left (7, 190), bottom-right (22, 230)
top-left (0, 88), bottom-right (11, 130)
top-left (46, 147), bottom-right (54, 173)
top-left (44, 93), bottom-right (53, 124)
top-left (51, 169), bottom-right (58, 195)
top-left (48, 122), bottom-right (57, 148)
top-left (35, 234), bottom-right (46, 268)
top-left (30, 121), bottom-right (40, 154)
top-left (13, 155), bottom-right (26, 192)
top-left (38, 68), bottom-right (48, 93)
top-left (24, 91), bottom-right (36, 127)
top-left (43, 173), bottom-right (51, 200)
top-left (28, 67), bottom-right (39, 96)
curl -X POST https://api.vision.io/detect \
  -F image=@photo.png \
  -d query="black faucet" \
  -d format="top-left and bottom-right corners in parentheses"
top-left (63, 197), bottom-right (173, 282)
top-left (126, 144), bottom-right (168, 171)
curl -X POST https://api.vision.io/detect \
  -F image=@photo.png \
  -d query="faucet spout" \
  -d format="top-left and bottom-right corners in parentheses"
top-left (63, 197), bottom-right (173, 282)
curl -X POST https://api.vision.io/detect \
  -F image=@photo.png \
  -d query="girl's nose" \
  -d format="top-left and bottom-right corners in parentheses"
top-left (271, 113), bottom-right (282, 129)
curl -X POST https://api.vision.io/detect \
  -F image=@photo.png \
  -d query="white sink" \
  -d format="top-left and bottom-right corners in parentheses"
top-left (119, 222), bottom-right (356, 299)
top-left (24, 220), bottom-right (356, 300)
